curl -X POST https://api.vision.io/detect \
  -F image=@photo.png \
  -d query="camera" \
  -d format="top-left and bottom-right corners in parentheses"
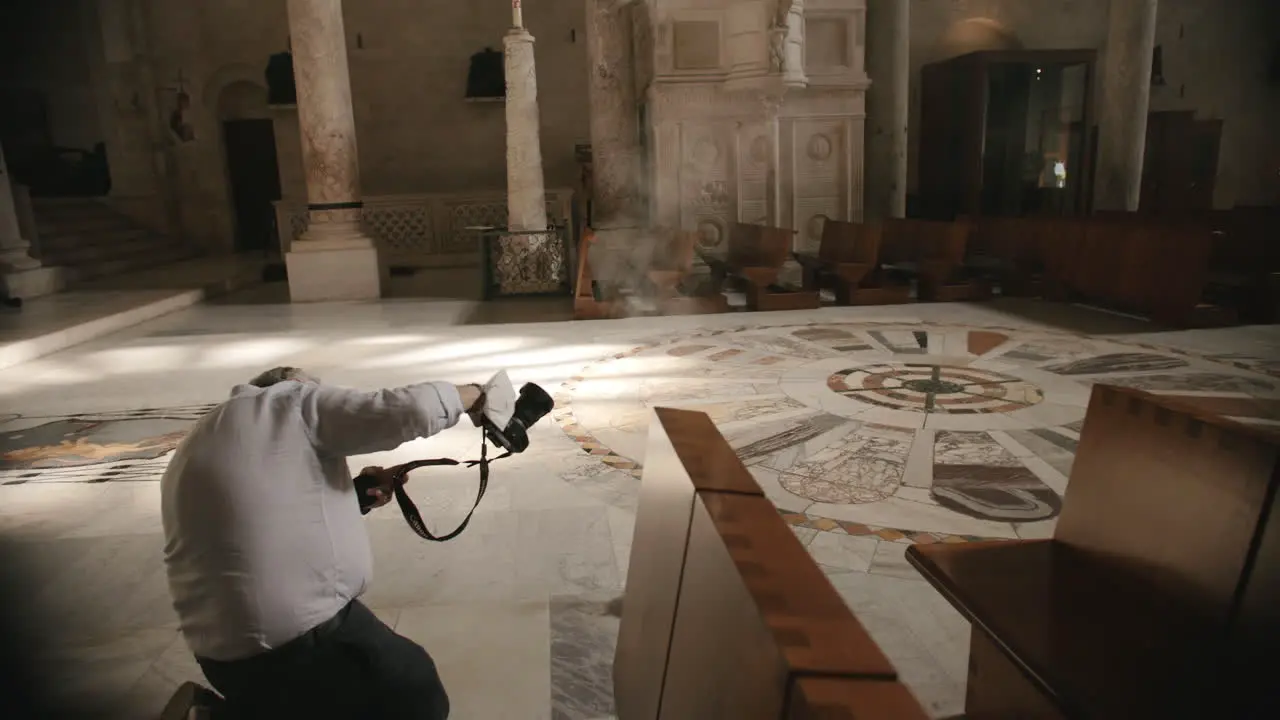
top-left (481, 382), bottom-right (554, 454)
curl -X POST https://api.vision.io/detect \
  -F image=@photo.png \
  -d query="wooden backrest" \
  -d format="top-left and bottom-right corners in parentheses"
top-left (615, 408), bottom-right (924, 720)
top-left (649, 228), bottom-right (698, 274)
top-left (574, 226), bottom-right (596, 301)
top-left (728, 222), bottom-right (795, 269)
top-left (1057, 385), bottom-right (1280, 619)
top-left (881, 218), bottom-right (969, 266)
top-left (1071, 216), bottom-right (1212, 322)
top-left (819, 219), bottom-right (880, 266)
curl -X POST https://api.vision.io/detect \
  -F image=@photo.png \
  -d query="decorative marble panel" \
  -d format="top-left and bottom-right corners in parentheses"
top-left (363, 202), bottom-right (434, 252)
top-left (790, 118), bottom-right (850, 251)
top-left (806, 17), bottom-right (850, 69)
top-left (737, 122), bottom-right (771, 225)
top-left (679, 123), bottom-right (736, 248)
top-left (673, 21), bottom-right (722, 70)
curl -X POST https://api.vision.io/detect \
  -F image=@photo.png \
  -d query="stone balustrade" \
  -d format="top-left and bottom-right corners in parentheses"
top-left (273, 187), bottom-right (575, 267)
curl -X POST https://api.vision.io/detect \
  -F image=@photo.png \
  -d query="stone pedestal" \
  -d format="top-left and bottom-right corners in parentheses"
top-left (865, 0), bottom-right (909, 221)
top-left (285, 0), bottom-right (381, 302)
top-left (0, 144), bottom-right (63, 300)
top-left (1095, 0), bottom-right (1158, 212)
top-left (504, 27), bottom-right (548, 233)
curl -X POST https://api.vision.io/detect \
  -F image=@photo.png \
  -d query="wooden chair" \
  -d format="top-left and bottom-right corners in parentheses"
top-left (645, 228), bottom-right (728, 315)
top-left (615, 408), bottom-right (928, 720)
top-left (907, 385), bottom-right (1280, 718)
top-left (795, 219), bottom-right (911, 306)
top-left (573, 227), bottom-right (624, 319)
top-left (698, 222), bottom-right (821, 312)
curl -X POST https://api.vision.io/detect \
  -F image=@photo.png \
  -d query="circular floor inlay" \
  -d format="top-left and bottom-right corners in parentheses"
top-left (827, 363), bottom-right (1044, 415)
top-left (555, 321), bottom-right (1278, 544)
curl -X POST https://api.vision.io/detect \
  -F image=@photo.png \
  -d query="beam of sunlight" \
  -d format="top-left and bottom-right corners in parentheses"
top-left (354, 336), bottom-right (533, 370)
top-left (83, 345), bottom-right (196, 375)
top-left (196, 339), bottom-right (316, 370)
top-left (346, 334), bottom-right (437, 346)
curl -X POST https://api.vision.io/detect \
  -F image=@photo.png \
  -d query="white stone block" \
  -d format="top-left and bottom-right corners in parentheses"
top-left (2, 266), bottom-right (65, 300)
top-left (286, 242), bottom-right (382, 302)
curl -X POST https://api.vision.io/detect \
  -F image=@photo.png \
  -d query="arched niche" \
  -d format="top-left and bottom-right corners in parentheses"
top-left (216, 80), bottom-right (270, 121)
top-left (934, 18), bottom-right (1024, 62)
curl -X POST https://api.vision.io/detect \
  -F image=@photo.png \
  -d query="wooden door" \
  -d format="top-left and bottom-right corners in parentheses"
top-left (222, 119), bottom-right (283, 253)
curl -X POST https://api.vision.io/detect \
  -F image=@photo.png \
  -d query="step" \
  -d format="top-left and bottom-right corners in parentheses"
top-left (39, 234), bottom-right (174, 267)
top-left (0, 255), bottom-right (266, 371)
top-left (61, 247), bottom-right (197, 286)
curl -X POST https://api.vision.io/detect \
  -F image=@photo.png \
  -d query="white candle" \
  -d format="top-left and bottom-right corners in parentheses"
top-left (512, 0), bottom-right (523, 28)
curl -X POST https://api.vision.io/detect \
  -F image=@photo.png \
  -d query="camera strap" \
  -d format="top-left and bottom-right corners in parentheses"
top-left (383, 436), bottom-right (513, 542)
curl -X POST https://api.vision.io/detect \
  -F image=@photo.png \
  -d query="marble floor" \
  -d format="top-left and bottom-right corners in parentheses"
top-left (1, 293), bottom-right (1277, 719)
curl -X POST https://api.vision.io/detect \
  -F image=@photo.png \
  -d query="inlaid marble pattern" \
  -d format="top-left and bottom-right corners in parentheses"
top-left (557, 321), bottom-right (1280, 542)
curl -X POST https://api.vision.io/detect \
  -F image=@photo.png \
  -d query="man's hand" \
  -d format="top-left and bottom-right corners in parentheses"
top-left (456, 384), bottom-right (486, 427)
top-left (357, 466), bottom-right (399, 510)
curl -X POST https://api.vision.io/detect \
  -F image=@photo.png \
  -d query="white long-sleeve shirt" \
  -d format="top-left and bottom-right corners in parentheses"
top-left (160, 380), bottom-right (464, 661)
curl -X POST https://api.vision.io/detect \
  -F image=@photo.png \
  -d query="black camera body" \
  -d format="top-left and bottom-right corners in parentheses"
top-left (481, 382), bottom-right (554, 454)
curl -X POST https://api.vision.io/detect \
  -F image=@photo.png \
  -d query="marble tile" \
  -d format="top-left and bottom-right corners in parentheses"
top-left (867, 538), bottom-right (919, 580)
top-left (549, 595), bottom-right (620, 720)
top-left (397, 600), bottom-right (552, 720)
top-left (806, 531), bottom-right (881, 573)
top-left (1042, 352), bottom-right (1190, 375)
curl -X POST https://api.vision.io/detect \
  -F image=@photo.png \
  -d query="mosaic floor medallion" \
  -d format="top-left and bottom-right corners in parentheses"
top-left (0, 405), bottom-right (217, 484)
top-left (556, 321), bottom-right (1280, 544)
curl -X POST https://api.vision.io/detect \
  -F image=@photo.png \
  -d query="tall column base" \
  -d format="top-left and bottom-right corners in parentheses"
top-left (286, 235), bottom-right (382, 302)
top-left (2, 266), bottom-right (65, 300)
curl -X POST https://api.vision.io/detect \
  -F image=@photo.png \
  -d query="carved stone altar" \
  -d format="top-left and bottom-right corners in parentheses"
top-left (643, 0), bottom-right (870, 255)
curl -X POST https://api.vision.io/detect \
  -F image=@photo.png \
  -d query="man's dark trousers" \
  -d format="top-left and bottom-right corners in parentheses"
top-left (197, 600), bottom-right (449, 719)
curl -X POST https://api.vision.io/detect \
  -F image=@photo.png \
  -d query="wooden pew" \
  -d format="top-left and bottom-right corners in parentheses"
top-left (794, 219), bottom-right (912, 306)
top-left (1205, 206), bottom-right (1280, 323)
top-left (969, 215), bottom-right (1083, 298)
top-left (906, 385), bottom-right (1280, 719)
top-left (615, 408), bottom-right (927, 720)
top-left (644, 228), bottom-right (729, 315)
top-left (698, 222), bottom-right (821, 312)
top-left (882, 218), bottom-right (991, 302)
top-left (1069, 215), bottom-right (1226, 326)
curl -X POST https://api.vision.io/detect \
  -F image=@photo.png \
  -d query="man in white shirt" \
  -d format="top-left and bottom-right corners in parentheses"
top-left (160, 367), bottom-right (483, 719)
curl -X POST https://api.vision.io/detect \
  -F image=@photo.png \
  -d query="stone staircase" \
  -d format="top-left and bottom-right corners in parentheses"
top-left (31, 198), bottom-right (196, 285)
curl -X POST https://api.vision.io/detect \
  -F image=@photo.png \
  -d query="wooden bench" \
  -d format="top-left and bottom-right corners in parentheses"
top-left (882, 218), bottom-right (991, 302)
top-left (1204, 206), bottom-right (1280, 323)
top-left (698, 222), bottom-right (821, 312)
top-left (907, 385), bottom-right (1280, 718)
top-left (969, 215), bottom-right (1081, 298)
top-left (615, 408), bottom-right (927, 720)
top-left (794, 219), bottom-right (912, 306)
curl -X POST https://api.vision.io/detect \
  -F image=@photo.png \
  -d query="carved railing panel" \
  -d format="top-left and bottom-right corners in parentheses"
top-left (273, 188), bottom-right (574, 267)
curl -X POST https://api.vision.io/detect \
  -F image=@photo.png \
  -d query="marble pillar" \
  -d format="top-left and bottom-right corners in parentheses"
top-left (864, 0), bottom-right (909, 221)
top-left (284, 0), bottom-right (382, 302)
top-left (504, 26), bottom-right (549, 233)
top-left (0, 144), bottom-right (63, 300)
top-left (1095, 0), bottom-right (1158, 212)
top-left (584, 0), bottom-right (643, 232)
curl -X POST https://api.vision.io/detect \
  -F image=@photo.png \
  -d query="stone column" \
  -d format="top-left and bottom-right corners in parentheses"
top-left (864, 0), bottom-right (909, 221)
top-left (1094, 0), bottom-right (1158, 212)
top-left (284, 0), bottom-right (382, 302)
top-left (585, 0), bottom-right (644, 233)
top-left (504, 24), bottom-right (548, 232)
top-left (0, 144), bottom-right (63, 300)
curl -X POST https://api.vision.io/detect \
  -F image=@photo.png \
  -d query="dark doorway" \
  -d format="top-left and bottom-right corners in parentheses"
top-left (1141, 111), bottom-right (1222, 215)
top-left (222, 119), bottom-right (282, 253)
